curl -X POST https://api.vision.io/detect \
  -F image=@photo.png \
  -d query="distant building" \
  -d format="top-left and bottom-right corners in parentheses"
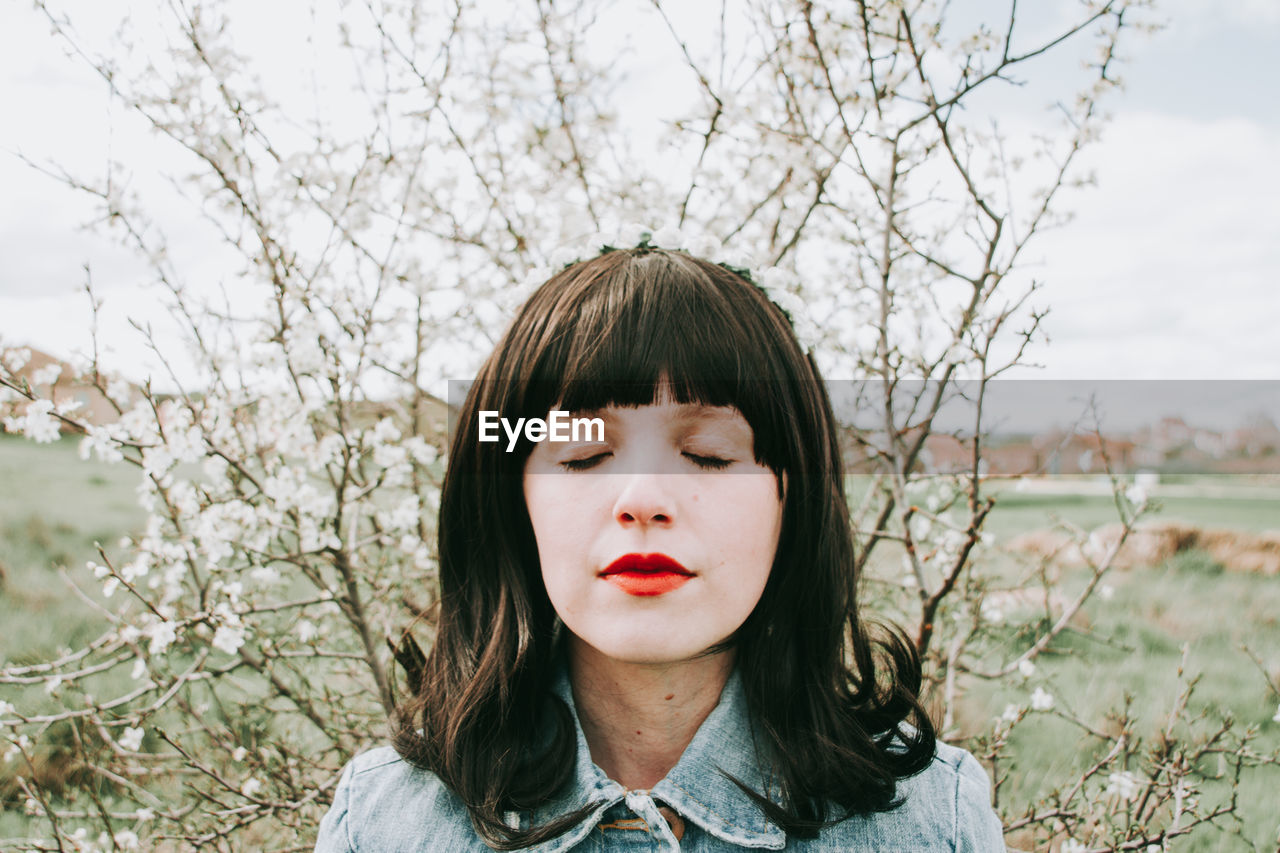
top-left (1225, 414), bottom-right (1280, 456)
top-left (1, 346), bottom-right (136, 431)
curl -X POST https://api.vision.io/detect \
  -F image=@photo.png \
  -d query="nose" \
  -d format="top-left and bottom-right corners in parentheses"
top-left (612, 474), bottom-right (675, 527)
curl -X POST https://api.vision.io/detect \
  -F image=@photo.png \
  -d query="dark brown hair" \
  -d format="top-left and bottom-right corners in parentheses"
top-left (392, 248), bottom-right (936, 847)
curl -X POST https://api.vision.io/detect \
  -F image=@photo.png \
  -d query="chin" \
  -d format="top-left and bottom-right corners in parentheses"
top-left (581, 631), bottom-right (728, 667)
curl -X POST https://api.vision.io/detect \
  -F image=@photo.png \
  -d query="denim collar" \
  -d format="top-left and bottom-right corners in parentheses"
top-left (526, 660), bottom-right (787, 851)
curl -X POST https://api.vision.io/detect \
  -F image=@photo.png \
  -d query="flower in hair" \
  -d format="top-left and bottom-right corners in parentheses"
top-left (521, 224), bottom-right (821, 354)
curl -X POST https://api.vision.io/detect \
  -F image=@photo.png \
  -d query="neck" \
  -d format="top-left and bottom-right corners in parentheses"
top-left (568, 639), bottom-right (734, 791)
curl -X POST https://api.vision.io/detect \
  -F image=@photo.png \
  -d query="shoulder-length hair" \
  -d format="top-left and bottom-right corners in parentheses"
top-left (392, 247), bottom-right (936, 848)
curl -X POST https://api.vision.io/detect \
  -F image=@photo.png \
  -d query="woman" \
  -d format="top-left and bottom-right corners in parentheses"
top-left (315, 239), bottom-right (1006, 851)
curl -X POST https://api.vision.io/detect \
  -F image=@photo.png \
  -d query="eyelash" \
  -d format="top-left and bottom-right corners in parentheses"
top-left (557, 453), bottom-right (733, 471)
top-left (685, 453), bottom-right (732, 470)
top-left (560, 453), bottom-right (609, 471)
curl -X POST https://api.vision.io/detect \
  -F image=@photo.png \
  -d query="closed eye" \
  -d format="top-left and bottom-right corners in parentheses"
top-left (560, 452), bottom-right (611, 471)
top-left (684, 453), bottom-right (732, 470)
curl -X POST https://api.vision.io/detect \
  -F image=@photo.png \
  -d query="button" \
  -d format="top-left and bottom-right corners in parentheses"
top-left (656, 803), bottom-right (685, 841)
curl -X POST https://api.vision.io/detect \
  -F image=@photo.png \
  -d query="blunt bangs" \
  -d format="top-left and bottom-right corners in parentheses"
top-left (494, 248), bottom-right (809, 472)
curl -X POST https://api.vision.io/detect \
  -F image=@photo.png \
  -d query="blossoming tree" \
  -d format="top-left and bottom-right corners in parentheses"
top-left (2, 0), bottom-right (1276, 850)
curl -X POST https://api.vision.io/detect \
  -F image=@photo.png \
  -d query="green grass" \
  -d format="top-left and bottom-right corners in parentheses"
top-left (850, 472), bottom-right (1280, 849)
top-left (959, 536), bottom-right (1280, 850)
top-left (849, 474), bottom-right (1280, 539)
top-left (987, 490), bottom-right (1280, 538)
top-left (0, 435), bottom-right (143, 662)
top-left (0, 435), bottom-right (147, 838)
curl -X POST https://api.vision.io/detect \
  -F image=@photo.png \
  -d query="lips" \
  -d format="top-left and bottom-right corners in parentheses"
top-left (599, 553), bottom-right (693, 597)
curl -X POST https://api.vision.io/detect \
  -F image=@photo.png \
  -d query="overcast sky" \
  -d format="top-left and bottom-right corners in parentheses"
top-left (1, 1), bottom-right (1277, 413)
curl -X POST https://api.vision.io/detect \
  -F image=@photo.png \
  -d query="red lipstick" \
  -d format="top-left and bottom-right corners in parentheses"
top-left (599, 553), bottom-right (693, 597)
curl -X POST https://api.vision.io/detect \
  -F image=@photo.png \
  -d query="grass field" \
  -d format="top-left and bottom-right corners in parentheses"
top-left (963, 547), bottom-right (1280, 851)
top-left (0, 435), bottom-right (142, 662)
top-left (0, 435), bottom-right (145, 839)
top-left (857, 476), bottom-right (1280, 851)
top-left (2, 436), bottom-right (1278, 848)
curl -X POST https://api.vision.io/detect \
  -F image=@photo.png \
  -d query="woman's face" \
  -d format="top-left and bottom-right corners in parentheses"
top-left (522, 392), bottom-right (783, 665)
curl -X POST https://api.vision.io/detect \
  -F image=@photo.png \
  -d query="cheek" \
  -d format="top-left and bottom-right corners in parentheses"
top-left (708, 475), bottom-right (783, 572)
top-left (523, 477), bottom-right (568, 558)
top-left (522, 475), bottom-right (602, 589)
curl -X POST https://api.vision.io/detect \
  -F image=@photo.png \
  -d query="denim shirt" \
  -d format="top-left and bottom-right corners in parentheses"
top-left (315, 665), bottom-right (1006, 852)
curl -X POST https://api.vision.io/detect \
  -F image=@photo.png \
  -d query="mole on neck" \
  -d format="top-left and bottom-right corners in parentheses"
top-left (567, 638), bottom-right (733, 791)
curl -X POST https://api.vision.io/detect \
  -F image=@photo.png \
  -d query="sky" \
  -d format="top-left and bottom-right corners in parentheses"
top-left (1, 0), bottom-right (1277, 426)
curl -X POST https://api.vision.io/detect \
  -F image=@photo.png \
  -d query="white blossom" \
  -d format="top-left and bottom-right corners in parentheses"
top-left (1061, 840), bottom-right (1087, 853)
top-left (6, 398), bottom-right (61, 442)
top-left (548, 245), bottom-right (580, 269)
top-left (1107, 770), bottom-right (1142, 800)
top-left (383, 495), bottom-right (421, 532)
top-left (7, 734), bottom-right (32, 760)
top-left (142, 445), bottom-right (176, 479)
top-left (285, 330), bottom-right (327, 375)
top-left (296, 619), bottom-right (318, 643)
top-left (106, 376), bottom-right (133, 403)
top-left (3, 347), bottom-right (32, 373)
top-left (31, 363), bottom-right (63, 388)
top-left (113, 830), bottom-right (141, 851)
top-left (373, 441), bottom-right (408, 471)
top-left (121, 552), bottom-right (153, 584)
top-left (1030, 687), bottom-right (1054, 711)
top-left (55, 397), bottom-right (84, 416)
top-left (118, 401), bottom-right (158, 442)
top-left (118, 726), bottom-right (145, 752)
top-left (250, 564), bottom-right (282, 585)
top-left (305, 434), bottom-right (346, 471)
top-left (649, 224), bottom-right (683, 248)
top-left (202, 453), bottom-right (230, 481)
top-left (241, 777), bottom-right (263, 797)
top-left (403, 436), bottom-right (439, 466)
top-left (147, 621), bottom-right (179, 655)
top-left (1018, 659), bottom-right (1036, 678)
top-left (616, 221), bottom-right (648, 246)
top-left (682, 234), bottom-right (717, 257)
top-left (212, 623), bottom-right (247, 655)
top-left (980, 600), bottom-right (1003, 624)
